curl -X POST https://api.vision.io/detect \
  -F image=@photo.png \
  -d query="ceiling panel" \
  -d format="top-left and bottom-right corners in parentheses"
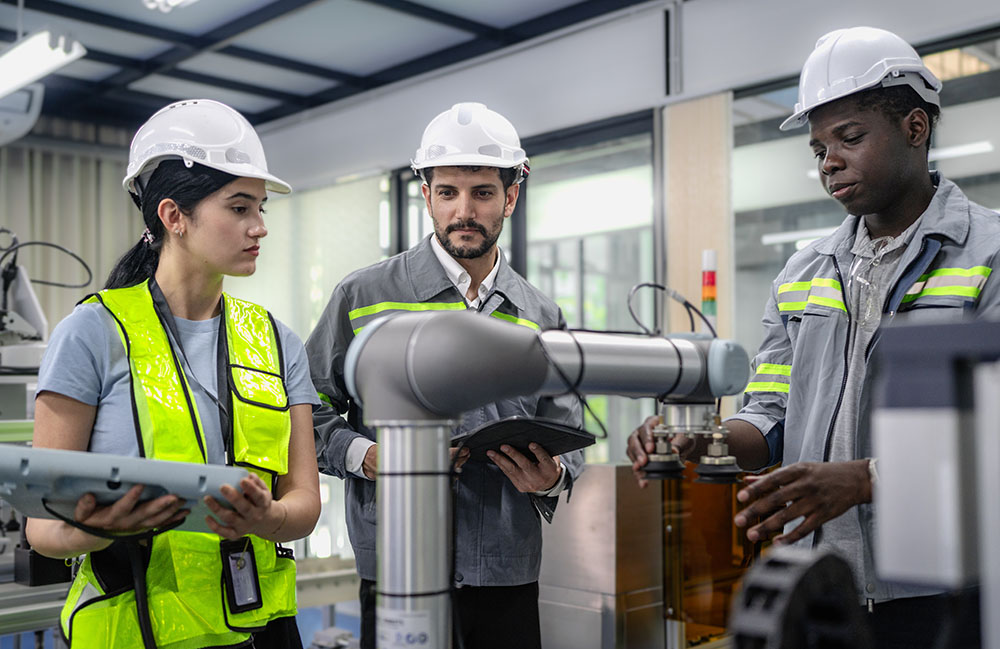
top-left (414, 0), bottom-right (584, 29)
top-left (128, 75), bottom-right (283, 114)
top-left (177, 52), bottom-right (338, 96)
top-left (0, 5), bottom-right (173, 59)
top-left (0, 0), bottom-right (643, 129)
top-left (229, 0), bottom-right (473, 76)
top-left (53, 0), bottom-right (280, 35)
top-left (55, 58), bottom-right (121, 82)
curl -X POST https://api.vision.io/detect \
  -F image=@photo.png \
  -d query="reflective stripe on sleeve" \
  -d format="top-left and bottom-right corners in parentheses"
top-left (778, 278), bottom-right (845, 313)
top-left (745, 363), bottom-right (792, 394)
top-left (745, 381), bottom-right (790, 393)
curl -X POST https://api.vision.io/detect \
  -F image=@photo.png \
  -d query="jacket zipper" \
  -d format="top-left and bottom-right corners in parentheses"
top-left (813, 256), bottom-right (852, 550)
top-left (863, 239), bottom-right (928, 363)
top-left (821, 255), bottom-right (852, 466)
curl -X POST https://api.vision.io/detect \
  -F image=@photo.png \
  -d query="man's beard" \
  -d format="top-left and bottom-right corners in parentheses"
top-left (435, 218), bottom-right (501, 259)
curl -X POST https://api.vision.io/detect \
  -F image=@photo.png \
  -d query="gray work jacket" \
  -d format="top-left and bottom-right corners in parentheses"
top-left (306, 235), bottom-right (584, 586)
top-left (730, 175), bottom-right (1000, 601)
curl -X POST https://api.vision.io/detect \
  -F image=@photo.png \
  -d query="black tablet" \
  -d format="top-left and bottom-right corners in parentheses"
top-left (450, 417), bottom-right (596, 463)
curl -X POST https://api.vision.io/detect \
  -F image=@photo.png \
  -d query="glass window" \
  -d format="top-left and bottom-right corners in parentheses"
top-left (227, 174), bottom-right (392, 338)
top-left (227, 173), bottom-right (392, 560)
top-left (731, 38), bottom-right (1000, 356)
top-left (524, 132), bottom-right (655, 463)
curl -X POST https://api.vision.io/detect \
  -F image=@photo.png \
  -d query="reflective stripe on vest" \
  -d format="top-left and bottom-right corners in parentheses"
top-left (63, 281), bottom-right (295, 648)
top-left (777, 278), bottom-right (846, 314)
top-left (745, 362), bottom-right (792, 394)
top-left (902, 265), bottom-right (992, 304)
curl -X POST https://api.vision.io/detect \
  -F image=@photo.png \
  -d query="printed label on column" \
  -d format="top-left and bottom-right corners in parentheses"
top-left (376, 607), bottom-right (434, 648)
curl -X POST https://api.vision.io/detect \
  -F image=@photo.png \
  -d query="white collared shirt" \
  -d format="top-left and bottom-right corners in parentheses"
top-left (429, 233), bottom-right (500, 309)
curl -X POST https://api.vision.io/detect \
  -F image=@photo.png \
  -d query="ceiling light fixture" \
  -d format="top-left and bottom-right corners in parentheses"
top-left (0, 31), bottom-right (86, 102)
top-left (142, 0), bottom-right (201, 12)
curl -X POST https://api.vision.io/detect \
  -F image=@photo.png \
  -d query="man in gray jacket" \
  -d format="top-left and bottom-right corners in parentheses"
top-left (307, 102), bottom-right (584, 649)
top-left (629, 27), bottom-right (998, 648)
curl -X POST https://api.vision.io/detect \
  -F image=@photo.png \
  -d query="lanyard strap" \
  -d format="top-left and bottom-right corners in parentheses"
top-left (148, 278), bottom-right (234, 464)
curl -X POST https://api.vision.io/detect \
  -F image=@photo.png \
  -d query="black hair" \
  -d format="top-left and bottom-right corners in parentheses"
top-left (104, 160), bottom-right (238, 289)
top-left (422, 165), bottom-right (519, 191)
top-left (852, 84), bottom-right (941, 152)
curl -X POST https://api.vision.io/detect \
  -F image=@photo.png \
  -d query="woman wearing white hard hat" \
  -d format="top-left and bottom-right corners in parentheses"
top-left (26, 99), bottom-right (320, 649)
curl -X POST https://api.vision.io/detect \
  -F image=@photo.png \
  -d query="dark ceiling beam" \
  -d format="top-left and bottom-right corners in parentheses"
top-left (42, 75), bottom-right (178, 112)
top-left (97, 0), bottom-right (323, 90)
top-left (357, 0), bottom-right (503, 41)
top-left (166, 69), bottom-right (307, 106)
top-left (20, 0), bottom-right (653, 129)
top-left (85, 47), bottom-right (308, 105)
top-left (254, 0), bottom-right (651, 124)
top-left (7, 0), bottom-right (363, 88)
top-left (39, 92), bottom-right (154, 131)
top-left (504, 0), bottom-right (648, 41)
top-left (219, 46), bottom-right (368, 88)
top-left (0, 30), bottom-right (309, 107)
top-left (3, 0), bottom-right (201, 47)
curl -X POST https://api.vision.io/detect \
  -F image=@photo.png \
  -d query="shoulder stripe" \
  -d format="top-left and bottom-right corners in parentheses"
top-left (490, 312), bottom-right (541, 331)
top-left (348, 301), bottom-right (466, 321)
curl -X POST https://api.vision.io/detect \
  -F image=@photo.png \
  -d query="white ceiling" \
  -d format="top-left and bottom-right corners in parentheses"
top-left (0, 0), bottom-right (648, 129)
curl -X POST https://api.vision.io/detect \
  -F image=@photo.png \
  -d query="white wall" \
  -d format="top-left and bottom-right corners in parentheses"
top-left (260, 2), bottom-right (668, 190)
top-left (261, 0), bottom-right (1000, 189)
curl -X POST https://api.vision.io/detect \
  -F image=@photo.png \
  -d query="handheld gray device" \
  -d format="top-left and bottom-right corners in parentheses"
top-left (0, 446), bottom-right (249, 534)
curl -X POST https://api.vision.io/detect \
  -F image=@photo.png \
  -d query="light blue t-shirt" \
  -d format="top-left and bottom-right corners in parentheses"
top-left (36, 302), bottom-right (319, 464)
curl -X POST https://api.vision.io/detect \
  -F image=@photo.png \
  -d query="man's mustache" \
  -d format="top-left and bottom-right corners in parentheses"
top-left (446, 220), bottom-right (487, 236)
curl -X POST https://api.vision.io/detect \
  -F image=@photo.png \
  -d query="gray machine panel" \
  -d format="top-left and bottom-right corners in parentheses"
top-left (0, 446), bottom-right (248, 534)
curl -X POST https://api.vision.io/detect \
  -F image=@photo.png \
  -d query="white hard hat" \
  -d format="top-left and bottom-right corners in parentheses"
top-left (411, 102), bottom-right (529, 184)
top-left (780, 26), bottom-right (942, 131)
top-left (123, 99), bottom-right (291, 197)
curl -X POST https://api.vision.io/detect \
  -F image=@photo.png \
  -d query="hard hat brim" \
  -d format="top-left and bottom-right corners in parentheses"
top-left (123, 154), bottom-right (292, 196)
top-left (410, 154), bottom-right (526, 171)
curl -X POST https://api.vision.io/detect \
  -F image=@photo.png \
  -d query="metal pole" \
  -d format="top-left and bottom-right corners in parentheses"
top-left (376, 423), bottom-right (453, 649)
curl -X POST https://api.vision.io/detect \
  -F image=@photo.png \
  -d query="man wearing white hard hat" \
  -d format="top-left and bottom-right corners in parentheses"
top-left (629, 27), bottom-right (999, 645)
top-left (307, 102), bottom-right (584, 649)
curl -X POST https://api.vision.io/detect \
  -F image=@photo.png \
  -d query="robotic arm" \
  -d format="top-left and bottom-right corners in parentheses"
top-left (344, 310), bottom-right (750, 649)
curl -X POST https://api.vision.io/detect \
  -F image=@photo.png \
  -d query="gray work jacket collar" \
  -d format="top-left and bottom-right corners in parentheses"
top-left (813, 173), bottom-right (970, 258)
top-left (407, 235), bottom-right (529, 311)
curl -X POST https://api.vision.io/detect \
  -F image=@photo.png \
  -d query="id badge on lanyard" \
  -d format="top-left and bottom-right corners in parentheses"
top-left (220, 537), bottom-right (263, 612)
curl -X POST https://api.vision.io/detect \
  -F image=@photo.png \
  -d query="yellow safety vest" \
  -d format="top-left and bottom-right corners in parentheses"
top-left (60, 280), bottom-right (296, 649)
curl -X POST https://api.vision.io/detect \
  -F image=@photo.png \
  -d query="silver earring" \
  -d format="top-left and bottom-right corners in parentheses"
top-left (175, 228), bottom-right (183, 238)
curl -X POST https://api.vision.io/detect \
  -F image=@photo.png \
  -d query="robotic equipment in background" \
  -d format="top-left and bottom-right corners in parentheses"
top-left (727, 318), bottom-right (1000, 649)
top-left (343, 303), bottom-right (751, 649)
top-left (729, 547), bottom-right (873, 649)
top-left (0, 228), bottom-right (91, 373)
top-left (871, 318), bottom-right (1000, 649)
